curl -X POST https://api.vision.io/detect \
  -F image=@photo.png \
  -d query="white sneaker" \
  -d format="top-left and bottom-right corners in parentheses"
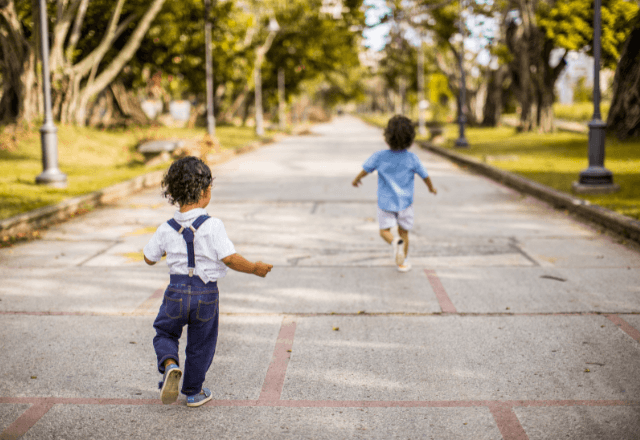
top-left (397, 260), bottom-right (412, 272)
top-left (393, 237), bottom-right (405, 266)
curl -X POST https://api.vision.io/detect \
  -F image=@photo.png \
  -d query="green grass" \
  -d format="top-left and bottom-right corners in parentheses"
top-left (358, 113), bottom-right (640, 220)
top-left (0, 124), bottom-right (273, 221)
top-left (553, 102), bottom-right (610, 123)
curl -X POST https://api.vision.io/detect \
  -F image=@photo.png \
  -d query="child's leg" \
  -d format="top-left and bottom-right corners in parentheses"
top-left (397, 205), bottom-right (414, 258)
top-left (181, 294), bottom-right (220, 397)
top-left (379, 228), bottom-right (394, 244)
top-left (398, 227), bottom-right (409, 257)
top-left (153, 292), bottom-right (186, 373)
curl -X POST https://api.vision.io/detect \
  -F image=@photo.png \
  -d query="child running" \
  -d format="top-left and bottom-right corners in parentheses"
top-left (352, 115), bottom-right (437, 272)
top-left (143, 156), bottom-right (273, 407)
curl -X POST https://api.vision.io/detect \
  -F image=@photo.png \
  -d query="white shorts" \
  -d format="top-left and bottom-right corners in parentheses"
top-left (378, 205), bottom-right (414, 231)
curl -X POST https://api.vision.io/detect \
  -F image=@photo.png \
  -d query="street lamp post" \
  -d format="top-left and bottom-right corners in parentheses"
top-left (417, 37), bottom-right (426, 136)
top-left (278, 67), bottom-right (286, 131)
top-left (255, 16), bottom-right (280, 137)
top-left (454, 0), bottom-right (469, 148)
top-left (572, 0), bottom-right (619, 194)
top-left (204, 0), bottom-right (216, 136)
top-left (35, 0), bottom-right (67, 188)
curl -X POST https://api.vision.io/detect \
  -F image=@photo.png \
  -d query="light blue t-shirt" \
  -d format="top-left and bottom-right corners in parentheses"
top-left (363, 149), bottom-right (429, 212)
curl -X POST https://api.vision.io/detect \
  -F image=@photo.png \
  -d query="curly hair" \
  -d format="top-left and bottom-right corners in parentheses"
top-left (161, 156), bottom-right (213, 206)
top-left (384, 115), bottom-right (416, 150)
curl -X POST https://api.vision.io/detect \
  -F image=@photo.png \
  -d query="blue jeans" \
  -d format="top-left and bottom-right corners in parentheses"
top-left (153, 275), bottom-right (219, 396)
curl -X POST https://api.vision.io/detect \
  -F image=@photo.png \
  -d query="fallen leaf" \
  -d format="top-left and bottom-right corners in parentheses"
top-left (31, 376), bottom-right (37, 379)
top-left (129, 341), bottom-right (137, 344)
top-left (584, 368), bottom-right (590, 373)
top-left (332, 327), bottom-right (340, 331)
top-left (357, 310), bottom-right (365, 314)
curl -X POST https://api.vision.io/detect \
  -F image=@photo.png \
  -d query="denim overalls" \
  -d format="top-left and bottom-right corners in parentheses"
top-left (152, 215), bottom-right (220, 397)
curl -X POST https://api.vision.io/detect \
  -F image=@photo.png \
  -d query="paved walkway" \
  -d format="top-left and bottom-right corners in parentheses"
top-left (1, 116), bottom-right (639, 440)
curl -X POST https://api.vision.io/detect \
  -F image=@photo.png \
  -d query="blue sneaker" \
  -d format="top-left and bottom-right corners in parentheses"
top-left (186, 387), bottom-right (212, 407)
top-left (158, 364), bottom-right (182, 405)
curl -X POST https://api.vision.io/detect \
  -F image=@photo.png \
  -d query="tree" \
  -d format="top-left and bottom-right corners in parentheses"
top-left (374, 0), bottom-right (493, 124)
top-left (0, 0), bottom-right (40, 123)
top-left (0, 0), bottom-right (167, 125)
top-left (505, 0), bottom-right (637, 132)
top-left (607, 12), bottom-right (640, 139)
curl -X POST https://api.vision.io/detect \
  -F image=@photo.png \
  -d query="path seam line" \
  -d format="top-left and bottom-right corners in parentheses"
top-left (425, 269), bottom-right (457, 313)
top-left (257, 317), bottom-right (297, 402)
top-left (488, 402), bottom-right (529, 440)
top-left (606, 314), bottom-right (640, 343)
top-left (0, 402), bottom-right (54, 440)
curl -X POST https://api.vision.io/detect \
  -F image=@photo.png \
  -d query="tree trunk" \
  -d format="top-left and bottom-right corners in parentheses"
top-left (1, 0), bottom-right (166, 126)
top-left (481, 66), bottom-right (506, 126)
top-left (110, 82), bottom-right (149, 125)
top-left (607, 15), bottom-right (640, 139)
top-left (74, 0), bottom-right (165, 125)
top-left (0, 0), bottom-right (39, 123)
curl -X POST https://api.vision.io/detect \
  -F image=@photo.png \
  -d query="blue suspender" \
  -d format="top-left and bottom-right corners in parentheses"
top-left (167, 215), bottom-right (210, 277)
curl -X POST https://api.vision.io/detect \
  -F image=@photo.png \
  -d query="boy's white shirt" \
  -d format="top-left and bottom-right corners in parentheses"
top-left (143, 208), bottom-right (236, 283)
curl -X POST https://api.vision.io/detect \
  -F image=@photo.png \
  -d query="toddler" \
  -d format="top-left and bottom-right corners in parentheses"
top-left (352, 115), bottom-right (437, 272)
top-left (144, 156), bottom-right (273, 407)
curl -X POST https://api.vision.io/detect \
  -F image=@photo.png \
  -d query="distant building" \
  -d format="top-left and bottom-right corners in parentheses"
top-left (553, 50), bottom-right (614, 104)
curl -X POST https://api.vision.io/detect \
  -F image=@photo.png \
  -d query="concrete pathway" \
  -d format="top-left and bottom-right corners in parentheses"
top-left (1, 116), bottom-right (639, 440)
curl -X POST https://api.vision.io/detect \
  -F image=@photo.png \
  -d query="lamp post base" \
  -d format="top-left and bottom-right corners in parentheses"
top-left (36, 169), bottom-right (67, 188)
top-left (572, 182), bottom-right (620, 194)
top-left (454, 137), bottom-right (469, 148)
top-left (573, 166), bottom-right (619, 194)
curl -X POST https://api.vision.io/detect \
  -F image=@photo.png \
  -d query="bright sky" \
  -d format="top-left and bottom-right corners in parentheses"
top-left (363, 0), bottom-right (390, 51)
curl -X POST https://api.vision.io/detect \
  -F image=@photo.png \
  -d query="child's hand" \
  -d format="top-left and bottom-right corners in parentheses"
top-left (352, 170), bottom-right (368, 187)
top-left (253, 261), bottom-right (273, 277)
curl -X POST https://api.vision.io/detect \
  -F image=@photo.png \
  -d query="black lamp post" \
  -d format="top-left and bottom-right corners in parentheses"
top-left (454, 0), bottom-right (469, 148)
top-left (35, 0), bottom-right (67, 188)
top-left (204, 0), bottom-right (216, 136)
top-left (573, 0), bottom-right (619, 194)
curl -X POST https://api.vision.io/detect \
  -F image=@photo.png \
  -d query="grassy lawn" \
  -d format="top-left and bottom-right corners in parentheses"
top-left (358, 113), bottom-right (640, 220)
top-left (0, 124), bottom-right (273, 221)
top-left (553, 102), bottom-right (610, 123)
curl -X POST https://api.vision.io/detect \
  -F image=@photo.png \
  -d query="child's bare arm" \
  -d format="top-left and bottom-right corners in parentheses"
top-left (222, 253), bottom-right (273, 277)
top-left (423, 177), bottom-right (437, 195)
top-left (352, 169), bottom-right (369, 187)
top-left (144, 251), bottom-right (166, 266)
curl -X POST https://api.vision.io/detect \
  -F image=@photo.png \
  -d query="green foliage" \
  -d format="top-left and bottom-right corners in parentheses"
top-left (427, 73), bottom-right (452, 123)
top-left (572, 77), bottom-right (592, 103)
top-left (133, 0), bottom-right (249, 100)
top-left (262, 0), bottom-right (367, 108)
top-left (537, 0), bottom-right (639, 69)
top-left (127, 0), bottom-right (366, 113)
